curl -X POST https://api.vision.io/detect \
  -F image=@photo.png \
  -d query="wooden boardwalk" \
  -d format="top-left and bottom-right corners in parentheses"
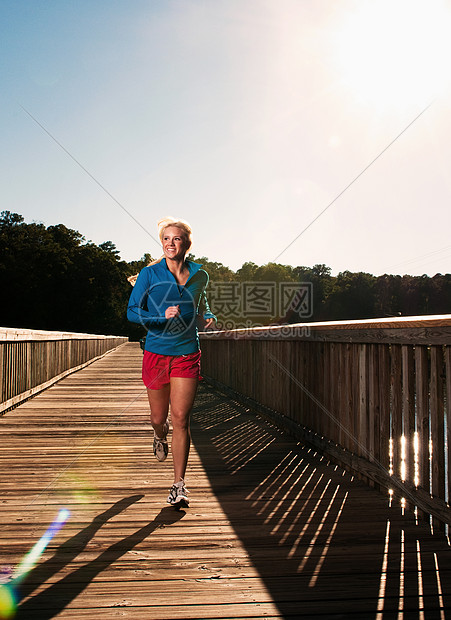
top-left (1, 342), bottom-right (450, 619)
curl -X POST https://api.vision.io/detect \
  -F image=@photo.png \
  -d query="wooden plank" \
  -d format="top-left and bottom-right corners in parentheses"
top-left (306, 340), bottom-right (315, 434)
top-left (321, 342), bottom-right (331, 441)
top-left (390, 345), bottom-right (403, 481)
top-left (378, 345), bottom-right (390, 476)
top-left (350, 345), bottom-right (360, 459)
top-left (287, 340), bottom-right (297, 425)
top-left (368, 344), bottom-right (379, 469)
top-left (430, 346), bottom-right (446, 532)
top-left (359, 344), bottom-right (368, 464)
top-left (401, 345), bottom-right (415, 488)
top-left (337, 344), bottom-right (346, 451)
top-left (446, 346), bottom-right (451, 524)
top-left (415, 345), bottom-right (430, 505)
top-left (330, 342), bottom-right (340, 446)
top-left (314, 341), bottom-right (325, 440)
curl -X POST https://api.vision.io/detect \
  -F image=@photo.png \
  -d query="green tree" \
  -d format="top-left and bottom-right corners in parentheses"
top-left (253, 262), bottom-right (298, 283)
top-left (289, 264), bottom-right (333, 321)
top-left (429, 274), bottom-right (451, 314)
top-left (187, 254), bottom-right (236, 282)
top-left (236, 261), bottom-right (258, 281)
top-left (0, 212), bottom-right (132, 335)
top-left (323, 271), bottom-right (377, 320)
top-left (374, 274), bottom-right (403, 317)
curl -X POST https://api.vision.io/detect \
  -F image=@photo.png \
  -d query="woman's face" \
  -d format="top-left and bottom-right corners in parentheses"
top-left (162, 226), bottom-right (188, 261)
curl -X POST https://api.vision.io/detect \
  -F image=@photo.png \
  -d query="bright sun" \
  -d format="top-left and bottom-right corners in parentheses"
top-left (333, 0), bottom-right (451, 111)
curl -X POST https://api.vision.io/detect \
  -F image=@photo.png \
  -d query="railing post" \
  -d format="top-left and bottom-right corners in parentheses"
top-left (430, 346), bottom-right (445, 531)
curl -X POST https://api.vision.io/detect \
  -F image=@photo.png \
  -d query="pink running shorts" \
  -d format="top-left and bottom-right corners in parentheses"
top-left (142, 350), bottom-right (202, 390)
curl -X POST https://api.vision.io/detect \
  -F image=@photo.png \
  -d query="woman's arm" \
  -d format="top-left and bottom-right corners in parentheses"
top-left (198, 290), bottom-right (217, 327)
top-left (127, 269), bottom-right (167, 327)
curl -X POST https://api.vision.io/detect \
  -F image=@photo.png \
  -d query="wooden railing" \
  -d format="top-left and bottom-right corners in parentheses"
top-left (200, 315), bottom-right (451, 529)
top-left (0, 328), bottom-right (128, 413)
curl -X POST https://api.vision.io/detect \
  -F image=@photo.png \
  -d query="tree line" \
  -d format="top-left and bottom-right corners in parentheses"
top-left (1, 211), bottom-right (449, 337)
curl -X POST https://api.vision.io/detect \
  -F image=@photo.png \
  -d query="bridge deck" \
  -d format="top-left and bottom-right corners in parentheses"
top-left (1, 342), bottom-right (450, 619)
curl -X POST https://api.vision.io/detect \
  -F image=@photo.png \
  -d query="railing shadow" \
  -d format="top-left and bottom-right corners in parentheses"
top-left (191, 384), bottom-right (451, 619)
top-left (8, 497), bottom-right (185, 619)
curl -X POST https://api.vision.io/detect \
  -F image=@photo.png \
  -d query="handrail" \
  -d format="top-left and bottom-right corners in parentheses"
top-left (0, 328), bottom-right (128, 413)
top-left (200, 314), bottom-right (451, 343)
top-left (200, 315), bottom-right (451, 528)
top-left (0, 327), bottom-right (125, 341)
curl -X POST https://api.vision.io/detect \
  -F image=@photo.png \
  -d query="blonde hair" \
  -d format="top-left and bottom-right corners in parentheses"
top-left (158, 216), bottom-right (192, 251)
top-left (127, 216), bottom-right (193, 286)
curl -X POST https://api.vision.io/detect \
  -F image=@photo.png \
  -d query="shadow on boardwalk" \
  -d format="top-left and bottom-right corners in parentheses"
top-left (11, 504), bottom-right (185, 619)
top-left (191, 383), bottom-right (451, 619)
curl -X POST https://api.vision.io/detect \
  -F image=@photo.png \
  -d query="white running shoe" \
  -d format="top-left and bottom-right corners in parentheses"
top-left (167, 480), bottom-right (190, 509)
top-left (153, 421), bottom-right (169, 462)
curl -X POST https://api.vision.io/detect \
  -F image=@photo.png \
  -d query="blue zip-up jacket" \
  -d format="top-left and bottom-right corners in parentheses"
top-left (127, 258), bottom-right (216, 355)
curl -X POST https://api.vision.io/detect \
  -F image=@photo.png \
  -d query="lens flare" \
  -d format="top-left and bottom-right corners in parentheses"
top-left (0, 586), bottom-right (15, 620)
top-left (0, 509), bottom-right (70, 619)
top-left (12, 508), bottom-right (70, 581)
top-left (57, 472), bottom-right (101, 505)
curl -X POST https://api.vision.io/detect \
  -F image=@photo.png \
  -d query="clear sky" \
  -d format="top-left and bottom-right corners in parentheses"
top-left (2, 0), bottom-right (451, 276)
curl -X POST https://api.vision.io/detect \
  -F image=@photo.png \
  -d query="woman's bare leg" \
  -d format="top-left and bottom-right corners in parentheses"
top-left (146, 384), bottom-right (170, 438)
top-left (168, 377), bottom-right (198, 482)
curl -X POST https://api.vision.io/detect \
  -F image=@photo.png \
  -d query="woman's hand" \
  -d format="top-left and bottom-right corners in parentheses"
top-left (165, 305), bottom-right (180, 319)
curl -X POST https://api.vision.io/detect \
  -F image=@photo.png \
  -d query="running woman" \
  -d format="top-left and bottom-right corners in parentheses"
top-left (127, 217), bottom-right (216, 508)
